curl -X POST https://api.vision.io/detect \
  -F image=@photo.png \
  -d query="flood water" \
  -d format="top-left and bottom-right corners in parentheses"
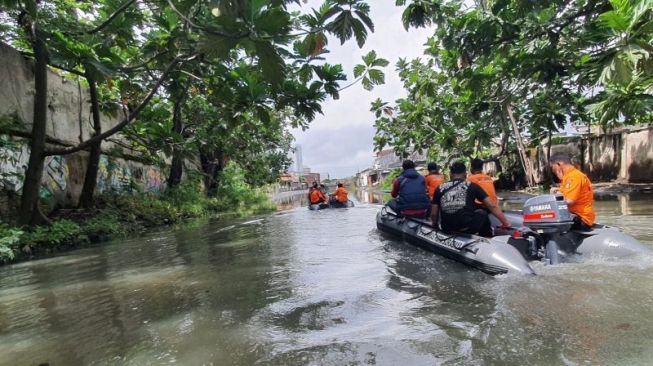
top-left (2, 191), bottom-right (653, 365)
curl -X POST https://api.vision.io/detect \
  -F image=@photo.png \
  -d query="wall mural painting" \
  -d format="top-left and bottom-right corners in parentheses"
top-left (39, 155), bottom-right (69, 200)
top-left (145, 167), bottom-right (163, 193)
top-left (97, 155), bottom-right (133, 193)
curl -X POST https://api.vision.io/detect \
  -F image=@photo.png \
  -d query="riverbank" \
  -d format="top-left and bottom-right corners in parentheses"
top-left (0, 182), bottom-right (276, 265)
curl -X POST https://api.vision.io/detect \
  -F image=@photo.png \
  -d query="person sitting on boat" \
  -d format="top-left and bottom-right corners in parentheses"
top-left (425, 162), bottom-right (444, 200)
top-left (332, 183), bottom-right (349, 204)
top-left (549, 153), bottom-right (596, 230)
top-left (467, 158), bottom-right (498, 206)
top-left (387, 160), bottom-right (432, 217)
top-left (431, 161), bottom-right (510, 237)
top-left (308, 182), bottom-right (327, 204)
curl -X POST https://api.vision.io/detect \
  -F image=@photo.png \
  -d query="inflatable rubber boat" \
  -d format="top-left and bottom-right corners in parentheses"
top-left (376, 194), bottom-right (650, 275)
top-left (309, 200), bottom-right (355, 210)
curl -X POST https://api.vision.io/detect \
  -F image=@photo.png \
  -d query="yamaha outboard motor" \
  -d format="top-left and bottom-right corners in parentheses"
top-left (520, 195), bottom-right (574, 265)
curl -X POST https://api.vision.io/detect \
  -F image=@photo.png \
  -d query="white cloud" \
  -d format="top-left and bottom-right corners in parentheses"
top-left (290, 1), bottom-right (433, 178)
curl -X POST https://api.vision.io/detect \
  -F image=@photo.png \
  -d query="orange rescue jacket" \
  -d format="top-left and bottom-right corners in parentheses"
top-left (468, 173), bottom-right (497, 205)
top-left (560, 167), bottom-right (596, 226)
top-left (425, 174), bottom-right (444, 200)
top-left (309, 189), bottom-right (327, 204)
top-left (333, 187), bottom-right (348, 203)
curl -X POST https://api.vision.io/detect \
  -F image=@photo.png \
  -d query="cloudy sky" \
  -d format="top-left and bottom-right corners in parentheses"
top-left (290, 1), bottom-right (433, 179)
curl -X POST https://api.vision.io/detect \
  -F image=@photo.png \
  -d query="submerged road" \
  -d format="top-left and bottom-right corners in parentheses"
top-left (1, 192), bottom-right (653, 365)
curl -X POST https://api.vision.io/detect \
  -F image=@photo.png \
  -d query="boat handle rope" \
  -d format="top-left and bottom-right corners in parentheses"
top-left (419, 226), bottom-right (480, 251)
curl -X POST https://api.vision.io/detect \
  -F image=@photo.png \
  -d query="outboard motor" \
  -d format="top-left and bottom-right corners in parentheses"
top-left (520, 195), bottom-right (574, 265)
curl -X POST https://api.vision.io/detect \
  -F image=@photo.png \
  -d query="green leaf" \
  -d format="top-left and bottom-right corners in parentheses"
top-left (354, 9), bottom-right (375, 32)
top-left (362, 50), bottom-right (377, 66)
top-left (599, 10), bottom-right (630, 32)
top-left (200, 35), bottom-right (239, 60)
top-left (326, 10), bottom-right (355, 45)
top-left (368, 69), bottom-right (385, 85)
top-left (353, 64), bottom-right (366, 78)
top-left (254, 40), bottom-right (286, 85)
top-left (255, 8), bottom-right (291, 35)
top-left (351, 18), bottom-right (368, 48)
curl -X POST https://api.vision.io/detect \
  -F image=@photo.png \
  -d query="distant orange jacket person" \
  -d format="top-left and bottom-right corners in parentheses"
top-left (309, 189), bottom-right (327, 204)
top-left (425, 162), bottom-right (444, 200)
top-left (308, 182), bottom-right (327, 204)
top-left (468, 158), bottom-right (498, 205)
top-left (333, 184), bottom-right (348, 203)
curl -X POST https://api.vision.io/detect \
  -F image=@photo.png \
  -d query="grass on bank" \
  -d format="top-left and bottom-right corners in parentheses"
top-left (0, 163), bottom-right (276, 264)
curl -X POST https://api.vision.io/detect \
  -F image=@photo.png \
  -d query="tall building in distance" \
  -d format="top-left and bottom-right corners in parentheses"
top-left (281, 143), bottom-right (319, 187)
top-left (294, 144), bottom-right (303, 173)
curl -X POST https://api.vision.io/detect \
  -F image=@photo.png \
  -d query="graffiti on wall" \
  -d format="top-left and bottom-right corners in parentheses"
top-left (40, 155), bottom-right (69, 200)
top-left (0, 140), bottom-right (28, 192)
top-left (97, 155), bottom-right (134, 193)
top-left (0, 142), bottom-right (70, 201)
top-left (145, 167), bottom-right (163, 192)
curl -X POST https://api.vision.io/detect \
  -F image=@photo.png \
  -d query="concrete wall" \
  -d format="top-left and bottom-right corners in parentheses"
top-left (533, 126), bottom-right (653, 183)
top-left (0, 42), bottom-right (167, 217)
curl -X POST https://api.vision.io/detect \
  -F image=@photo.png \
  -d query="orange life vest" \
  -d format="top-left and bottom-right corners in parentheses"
top-left (467, 173), bottom-right (497, 205)
top-left (425, 174), bottom-right (444, 200)
top-left (560, 167), bottom-right (596, 226)
top-left (309, 189), bottom-right (326, 204)
top-left (333, 187), bottom-right (348, 203)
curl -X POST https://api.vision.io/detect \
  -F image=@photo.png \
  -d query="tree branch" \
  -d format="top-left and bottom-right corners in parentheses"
top-left (44, 55), bottom-right (197, 156)
top-left (166, 0), bottom-right (248, 39)
top-left (68, 0), bottom-right (137, 35)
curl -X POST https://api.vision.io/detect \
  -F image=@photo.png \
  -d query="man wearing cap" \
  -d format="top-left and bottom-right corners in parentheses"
top-left (549, 153), bottom-right (596, 230)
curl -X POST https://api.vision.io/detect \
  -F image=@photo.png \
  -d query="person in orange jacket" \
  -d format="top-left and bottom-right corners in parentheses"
top-left (467, 158), bottom-right (498, 206)
top-left (332, 183), bottom-right (349, 203)
top-left (425, 162), bottom-right (444, 200)
top-left (549, 153), bottom-right (596, 230)
top-left (308, 182), bottom-right (327, 204)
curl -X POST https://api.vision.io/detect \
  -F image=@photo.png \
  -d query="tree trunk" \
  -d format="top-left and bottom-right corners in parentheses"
top-left (200, 148), bottom-right (224, 196)
top-left (18, 26), bottom-right (49, 226)
top-left (504, 102), bottom-right (535, 187)
top-left (78, 74), bottom-right (102, 208)
top-left (586, 119), bottom-right (592, 174)
top-left (167, 97), bottom-right (184, 188)
top-left (544, 125), bottom-right (553, 184)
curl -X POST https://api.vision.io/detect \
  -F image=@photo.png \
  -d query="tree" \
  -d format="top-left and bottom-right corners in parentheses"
top-left (1, 0), bottom-right (390, 225)
top-left (375, 0), bottom-right (652, 186)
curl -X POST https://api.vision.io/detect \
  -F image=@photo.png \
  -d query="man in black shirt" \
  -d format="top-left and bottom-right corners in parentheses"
top-left (431, 161), bottom-right (510, 237)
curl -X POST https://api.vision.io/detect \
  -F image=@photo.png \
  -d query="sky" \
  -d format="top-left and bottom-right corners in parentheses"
top-left (290, 1), bottom-right (433, 179)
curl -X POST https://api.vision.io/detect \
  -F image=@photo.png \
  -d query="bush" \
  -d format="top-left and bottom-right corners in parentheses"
top-left (21, 220), bottom-right (83, 248)
top-left (379, 168), bottom-right (401, 191)
top-left (208, 162), bottom-right (277, 215)
top-left (82, 211), bottom-right (130, 240)
top-left (0, 223), bottom-right (23, 262)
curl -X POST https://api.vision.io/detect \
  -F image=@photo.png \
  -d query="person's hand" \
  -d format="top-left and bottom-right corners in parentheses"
top-left (500, 220), bottom-right (511, 229)
top-left (550, 187), bottom-right (560, 194)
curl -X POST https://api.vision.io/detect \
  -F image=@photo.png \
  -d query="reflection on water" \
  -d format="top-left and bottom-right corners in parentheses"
top-left (0, 192), bottom-right (652, 365)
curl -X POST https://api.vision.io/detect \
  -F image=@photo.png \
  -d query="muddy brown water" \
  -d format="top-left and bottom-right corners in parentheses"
top-left (1, 191), bottom-right (653, 365)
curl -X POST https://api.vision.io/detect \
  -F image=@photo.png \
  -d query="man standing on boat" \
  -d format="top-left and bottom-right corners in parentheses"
top-left (431, 161), bottom-right (510, 237)
top-left (549, 153), bottom-right (596, 230)
top-left (387, 160), bottom-right (432, 217)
